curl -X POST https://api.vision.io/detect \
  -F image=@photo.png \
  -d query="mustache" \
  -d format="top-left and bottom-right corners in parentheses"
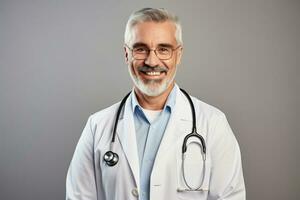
top-left (138, 65), bottom-right (168, 73)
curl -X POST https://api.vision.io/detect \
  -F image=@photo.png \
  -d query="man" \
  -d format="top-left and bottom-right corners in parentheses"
top-left (66, 8), bottom-right (246, 200)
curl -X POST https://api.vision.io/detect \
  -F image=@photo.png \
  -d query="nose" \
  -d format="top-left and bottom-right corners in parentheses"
top-left (144, 50), bottom-right (160, 67)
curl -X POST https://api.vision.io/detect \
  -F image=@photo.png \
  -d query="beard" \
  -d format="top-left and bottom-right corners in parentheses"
top-left (128, 65), bottom-right (177, 97)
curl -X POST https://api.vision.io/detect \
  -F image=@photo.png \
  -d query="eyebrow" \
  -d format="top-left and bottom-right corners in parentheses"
top-left (132, 42), bottom-right (175, 49)
top-left (157, 43), bottom-right (174, 48)
top-left (132, 43), bottom-right (147, 48)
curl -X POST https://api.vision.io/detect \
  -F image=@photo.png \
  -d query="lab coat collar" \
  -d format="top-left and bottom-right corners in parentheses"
top-left (116, 93), bottom-right (140, 189)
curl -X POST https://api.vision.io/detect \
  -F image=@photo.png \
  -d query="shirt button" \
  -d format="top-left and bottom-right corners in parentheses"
top-left (131, 188), bottom-right (139, 197)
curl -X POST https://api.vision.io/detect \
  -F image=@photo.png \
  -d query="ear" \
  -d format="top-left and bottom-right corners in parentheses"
top-left (124, 46), bottom-right (129, 64)
top-left (175, 47), bottom-right (183, 65)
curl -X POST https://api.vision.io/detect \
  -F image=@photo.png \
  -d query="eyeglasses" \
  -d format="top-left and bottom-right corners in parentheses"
top-left (125, 44), bottom-right (181, 60)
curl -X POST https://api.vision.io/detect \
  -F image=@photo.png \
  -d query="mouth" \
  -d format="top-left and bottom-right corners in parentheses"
top-left (144, 71), bottom-right (163, 76)
top-left (137, 66), bottom-right (168, 79)
top-left (140, 70), bottom-right (166, 79)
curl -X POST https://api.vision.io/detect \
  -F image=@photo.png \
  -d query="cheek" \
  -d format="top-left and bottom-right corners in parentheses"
top-left (132, 60), bottom-right (144, 72)
top-left (163, 60), bottom-right (176, 72)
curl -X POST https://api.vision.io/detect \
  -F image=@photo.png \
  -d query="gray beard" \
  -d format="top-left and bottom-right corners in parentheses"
top-left (128, 67), bottom-right (177, 97)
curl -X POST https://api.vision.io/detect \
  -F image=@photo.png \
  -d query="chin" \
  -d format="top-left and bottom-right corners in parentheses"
top-left (136, 79), bottom-right (168, 97)
top-left (128, 66), bottom-right (176, 97)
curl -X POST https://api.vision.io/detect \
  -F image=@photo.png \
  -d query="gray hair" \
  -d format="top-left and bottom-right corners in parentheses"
top-left (124, 8), bottom-right (183, 46)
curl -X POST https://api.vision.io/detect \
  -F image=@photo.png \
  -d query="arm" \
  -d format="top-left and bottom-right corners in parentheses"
top-left (66, 116), bottom-right (97, 200)
top-left (209, 114), bottom-right (246, 200)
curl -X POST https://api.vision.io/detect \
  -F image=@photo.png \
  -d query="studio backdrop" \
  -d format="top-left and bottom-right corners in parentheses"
top-left (0, 1), bottom-right (299, 200)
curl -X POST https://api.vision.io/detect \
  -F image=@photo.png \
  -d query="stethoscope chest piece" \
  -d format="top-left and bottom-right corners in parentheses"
top-left (104, 151), bottom-right (119, 166)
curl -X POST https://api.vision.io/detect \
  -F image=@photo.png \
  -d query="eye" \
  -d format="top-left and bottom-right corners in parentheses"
top-left (157, 47), bottom-right (171, 54)
top-left (133, 47), bottom-right (147, 53)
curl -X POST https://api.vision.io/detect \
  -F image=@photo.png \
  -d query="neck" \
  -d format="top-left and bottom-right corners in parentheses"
top-left (134, 82), bottom-right (175, 110)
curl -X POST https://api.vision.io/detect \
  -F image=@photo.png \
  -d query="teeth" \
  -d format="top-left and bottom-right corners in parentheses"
top-left (145, 71), bottom-right (161, 76)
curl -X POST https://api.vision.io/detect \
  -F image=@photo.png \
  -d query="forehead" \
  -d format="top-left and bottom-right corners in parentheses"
top-left (129, 21), bottom-right (177, 47)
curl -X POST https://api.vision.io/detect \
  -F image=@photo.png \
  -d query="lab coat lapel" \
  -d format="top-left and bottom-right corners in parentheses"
top-left (116, 95), bottom-right (140, 188)
top-left (155, 87), bottom-right (193, 164)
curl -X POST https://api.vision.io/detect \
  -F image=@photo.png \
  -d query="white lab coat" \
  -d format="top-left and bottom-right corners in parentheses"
top-left (66, 86), bottom-right (246, 200)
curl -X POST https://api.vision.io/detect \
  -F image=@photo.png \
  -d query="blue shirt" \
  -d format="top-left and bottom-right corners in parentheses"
top-left (131, 85), bottom-right (177, 200)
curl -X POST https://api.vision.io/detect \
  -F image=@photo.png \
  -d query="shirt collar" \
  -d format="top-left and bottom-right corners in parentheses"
top-left (131, 84), bottom-right (178, 113)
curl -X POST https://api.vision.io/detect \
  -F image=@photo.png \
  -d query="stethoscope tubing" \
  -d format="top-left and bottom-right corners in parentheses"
top-left (104, 88), bottom-right (207, 190)
top-left (111, 91), bottom-right (131, 143)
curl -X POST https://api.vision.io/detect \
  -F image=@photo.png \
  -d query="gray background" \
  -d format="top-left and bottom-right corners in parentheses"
top-left (0, 0), bottom-right (299, 199)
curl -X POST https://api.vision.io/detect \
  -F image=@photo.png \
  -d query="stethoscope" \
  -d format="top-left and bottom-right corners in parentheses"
top-left (103, 88), bottom-right (207, 191)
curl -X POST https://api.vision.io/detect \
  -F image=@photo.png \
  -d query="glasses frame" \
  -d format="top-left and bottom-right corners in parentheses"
top-left (125, 44), bottom-right (182, 60)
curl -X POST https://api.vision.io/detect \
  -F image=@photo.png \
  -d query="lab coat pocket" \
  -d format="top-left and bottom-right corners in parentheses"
top-left (101, 150), bottom-right (127, 192)
top-left (100, 148), bottom-right (137, 200)
top-left (176, 140), bottom-right (211, 200)
top-left (101, 154), bottom-right (120, 184)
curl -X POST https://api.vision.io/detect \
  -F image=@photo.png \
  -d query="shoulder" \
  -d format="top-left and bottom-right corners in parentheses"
top-left (176, 86), bottom-right (225, 121)
top-left (188, 95), bottom-right (229, 135)
top-left (86, 102), bottom-right (121, 132)
top-left (177, 90), bottom-right (227, 134)
top-left (188, 94), bottom-right (226, 120)
top-left (192, 96), bottom-right (224, 116)
top-left (189, 95), bottom-right (238, 142)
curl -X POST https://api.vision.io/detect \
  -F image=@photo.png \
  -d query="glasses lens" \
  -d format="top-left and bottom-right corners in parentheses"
top-left (133, 47), bottom-right (148, 60)
top-left (156, 47), bottom-right (172, 59)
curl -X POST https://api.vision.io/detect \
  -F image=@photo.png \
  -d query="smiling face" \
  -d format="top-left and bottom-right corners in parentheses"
top-left (125, 21), bottom-right (182, 97)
